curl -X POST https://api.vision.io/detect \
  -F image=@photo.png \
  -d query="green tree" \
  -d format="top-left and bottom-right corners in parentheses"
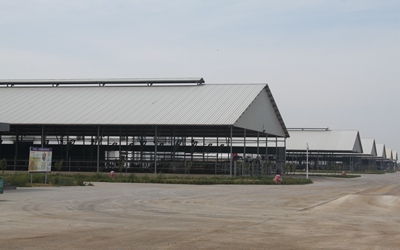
top-left (118, 161), bottom-right (125, 175)
top-left (290, 163), bottom-right (296, 174)
top-left (263, 160), bottom-right (272, 175)
top-left (243, 162), bottom-right (250, 175)
top-left (54, 159), bottom-right (63, 174)
top-left (185, 161), bottom-right (193, 177)
top-left (285, 162), bottom-right (292, 174)
top-left (333, 164), bottom-right (340, 175)
top-left (0, 158), bottom-right (7, 175)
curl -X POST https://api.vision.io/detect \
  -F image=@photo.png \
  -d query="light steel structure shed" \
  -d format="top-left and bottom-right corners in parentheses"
top-left (361, 139), bottom-right (377, 156)
top-left (385, 147), bottom-right (396, 171)
top-left (286, 129), bottom-right (363, 153)
top-left (376, 144), bottom-right (386, 158)
top-left (393, 151), bottom-right (398, 170)
top-left (0, 78), bottom-right (288, 174)
top-left (285, 129), bottom-right (363, 171)
top-left (375, 143), bottom-right (387, 170)
top-left (360, 138), bottom-right (378, 170)
top-left (385, 148), bottom-right (393, 161)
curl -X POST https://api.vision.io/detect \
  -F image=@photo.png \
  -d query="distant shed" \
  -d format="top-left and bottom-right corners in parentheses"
top-left (376, 144), bottom-right (387, 159)
top-left (384, 147), bottom-right (397, 171)
top-left (285, 129), bottom-right (363, 171)
top-left (375, 143), bottom-right (389, 170)
top-left (360, 138), bottom-right (378, 169)
top-left (393, 151), bottom-right (398, 162)
top-left (361, 139), bottom-right (377, 156)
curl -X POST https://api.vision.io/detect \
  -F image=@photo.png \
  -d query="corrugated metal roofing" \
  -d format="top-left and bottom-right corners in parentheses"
top-left (385, 147), bottom-right (393, 160)
top-left (361, 138), bottom-right (377, 156)
top-left (286, 130), bottom-right (363, 153)
top-left (375, 144), bottom-right (386, 158)
top-left (392, 151), bottom-right (398, 161)
top-left (0, 83), bottom-right (288, 136)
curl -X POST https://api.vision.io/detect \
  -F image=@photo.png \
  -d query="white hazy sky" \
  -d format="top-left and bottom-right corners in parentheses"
top-left (1, 0), bottom-right (399, 154)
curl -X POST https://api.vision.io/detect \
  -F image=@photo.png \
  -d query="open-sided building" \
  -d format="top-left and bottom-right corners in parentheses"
top-left (375, 143), bottom-right (387, 170)
top-left (360, 138), bottom-right (378, 170)
top-left (285, 128), bottom-right (363, 171)
top-left (0, 78), bottom-right (288, 175)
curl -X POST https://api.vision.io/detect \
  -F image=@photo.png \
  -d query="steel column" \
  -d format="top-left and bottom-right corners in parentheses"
top-left (243, 129), bottom-right (246, 162)
top-left (97, 126), bottom-right (100, 173)
top-left (155, 126), bottom-right (158, 173)
top-left (230, 126), bottom-right (233, 177)
top-left (41, 126), bottom-right (45, 147)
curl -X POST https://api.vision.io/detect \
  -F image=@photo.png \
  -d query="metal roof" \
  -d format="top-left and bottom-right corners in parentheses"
top-left (0, 82), bottom-right (288, 137)
top-left (375, 144), bottom-right (386, 158)
top-left (286, 129), bottom-right (363, 153)
top-left (392, 151), bottom-right (398, 161)
top-left (361, 138), bottom-right (377, 156)
top-left (385, 147), bottom-right (393, 160)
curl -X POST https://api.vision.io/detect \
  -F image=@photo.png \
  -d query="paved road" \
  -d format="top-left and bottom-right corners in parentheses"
top-left (1, 173), bottom-right (399, 249)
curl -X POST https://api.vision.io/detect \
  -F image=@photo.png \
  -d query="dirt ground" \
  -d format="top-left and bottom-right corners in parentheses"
top-left (1, 173), bottom-right (399, 250)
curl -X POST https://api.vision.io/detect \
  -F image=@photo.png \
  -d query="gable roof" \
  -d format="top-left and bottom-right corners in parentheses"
top-left (375, 144), bottom-right (386, 158)
top-left (286, 129), bottom-right (363, 153)
top-left (392, 151), bottom-right (398, 162)
top-left (361, 138), bottom-right (377, 156)
top-left (385, 147), bottom-right (393, 160)
top-left (0, 81), bottom-right (288, 137)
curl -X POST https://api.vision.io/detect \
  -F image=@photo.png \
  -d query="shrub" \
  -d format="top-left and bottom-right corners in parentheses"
top-left (48, 174), bottom-right (76, 186)
top-left (127, 173), bottom-right (137, 182)
top-left (118, 161), bottom-right (125, 175)
top-left (4, 173), bottom-right (31, 187)
top-left (156, 172), bottom-right (165, 182)
top-left (2, 173), bottom-right (314, 187)
top-left (54, 160), bottom-right (63, 174)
